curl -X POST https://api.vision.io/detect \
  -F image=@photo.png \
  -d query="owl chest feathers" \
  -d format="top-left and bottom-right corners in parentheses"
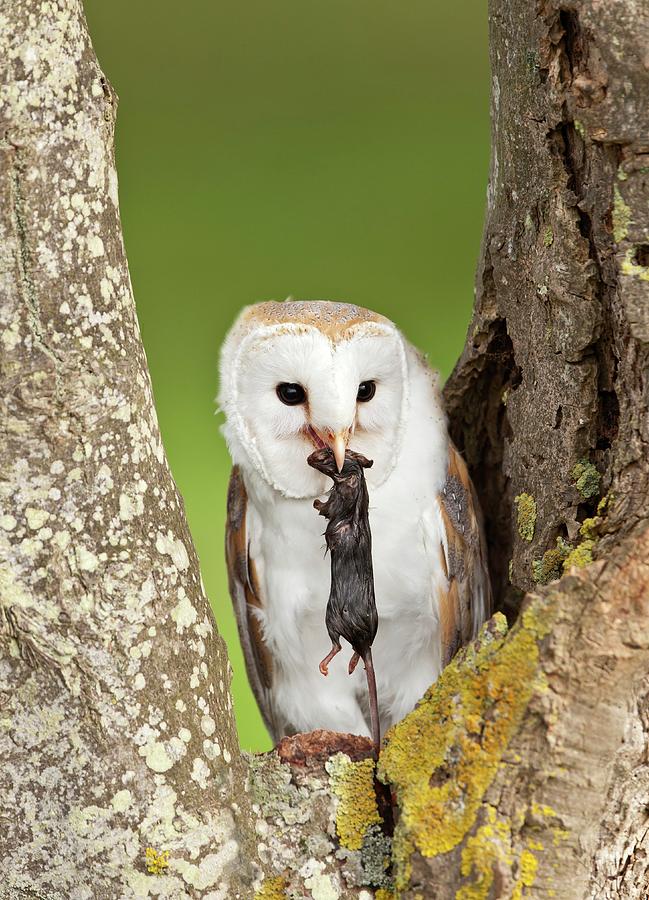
top-left (244, 409), bottom-right (449, 683)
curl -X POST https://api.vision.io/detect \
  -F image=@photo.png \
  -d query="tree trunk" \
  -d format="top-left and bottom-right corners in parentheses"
top-left (431, 0), bottom-right (649, 896)
top-left (3, 0), bottom-right (649, 899)
top-left (0, 2), bottom-right (257, 896)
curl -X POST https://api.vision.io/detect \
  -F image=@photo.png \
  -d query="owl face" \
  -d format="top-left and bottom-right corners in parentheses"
top-left (219, 302), bottom-right (409, 499)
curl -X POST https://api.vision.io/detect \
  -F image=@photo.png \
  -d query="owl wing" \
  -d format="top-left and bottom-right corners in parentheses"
top-left (225, 465), bottom-right (279, 740)
top-left (435, 443), bottom-right (492, 667)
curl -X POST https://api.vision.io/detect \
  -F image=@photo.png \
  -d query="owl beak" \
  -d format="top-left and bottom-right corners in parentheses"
top-left (331, 429), bottom-right (349, 473)
top-left (307, 425), bottom-right (350, 472)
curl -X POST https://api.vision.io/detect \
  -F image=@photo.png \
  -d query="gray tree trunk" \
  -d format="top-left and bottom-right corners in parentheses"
top-left (2, 0), bottom-right (649, 899)
top-left (0, 1), bottom-right (257, 896)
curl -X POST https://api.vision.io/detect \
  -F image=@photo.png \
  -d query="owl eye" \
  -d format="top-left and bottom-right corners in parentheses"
top-left (276, 382), bottom-right (306, 406)
top-left (357, 380), bottom-right (376, 402)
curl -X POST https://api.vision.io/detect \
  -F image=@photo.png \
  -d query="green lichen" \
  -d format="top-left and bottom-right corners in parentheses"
top-left (574, 119), bottom-right (585, 137)
top-left (360, 824), bottom-right (393, 889)
top-left (254, 876), bottom-right (287, 900)
top-left (578, 516), bottom-right (601, 541)
top-left (543, 225), bottom-right (554, 247)
top-left (612, 185), bottom-right (631, 243)
top-left (532, 539), bottom-right (569, 585)
top-left (514, 494), bottom-right (537, 542)
top-left (327, 754), bottom-right (381, 851)
top-left (145, 847), bottom-right (169, 875)
top-left (621, 247), bottom-right (649, 282)
top-left (571, 459), bottom-right (601, 500)
top-left (378, 606), bottom-right (554, 890)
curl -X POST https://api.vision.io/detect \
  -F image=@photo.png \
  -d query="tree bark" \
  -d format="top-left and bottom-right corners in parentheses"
top-left (0, 2), bottom-right (257, 896)
top-left (3, 0), bottom-right (649, 899)
top-left (431, 0), bottom-right (649, 896)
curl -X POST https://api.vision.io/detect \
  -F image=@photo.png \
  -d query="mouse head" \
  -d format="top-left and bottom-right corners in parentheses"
top-left (307, 447), bottom-right (373, 483)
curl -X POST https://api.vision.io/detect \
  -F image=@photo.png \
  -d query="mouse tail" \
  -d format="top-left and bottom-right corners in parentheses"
top-left (363, 648), bottom-right (381, 755)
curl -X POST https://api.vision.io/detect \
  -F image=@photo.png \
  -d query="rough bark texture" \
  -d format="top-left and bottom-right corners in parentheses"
top-left (0, 2), bottom-right (256, 896)
top-left (445, 0), bottom-right (649, 610)
top-left (430, 0), bottom-right (649, 895)
top-left (3, 0), bottom-right (649, 899)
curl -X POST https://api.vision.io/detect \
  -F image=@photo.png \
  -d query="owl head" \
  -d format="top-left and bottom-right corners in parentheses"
top-left (218, 300), bottom-right (410, 499)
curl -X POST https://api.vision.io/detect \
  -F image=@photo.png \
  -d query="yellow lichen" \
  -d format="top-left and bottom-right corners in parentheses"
top-left (597, 493), bottom-right (613, 515)
top-left (514, 493), bottom-right (537, 542)
top-left (621, 247), bottom-right (649, 282)
top-left (612, 185), bottom-right (632, 243)
top-left (145, 847), bottom-right (169, 875)
top-left (254, 876), bottom-right (287, 900)
top-left (531, 800), bottom-right (557, 819)
top-left (378, 606), bottom-right (554, 889)
top-left (529, 801), bottom-right (570, 848)
top-left (455, 809), bottom-right (542, 899)
top-left (563, 539), bottom-right (595, 570)
top-left (578, 516), bottom-right (601, 540)
top-left (512, 848), bottom-right (539, 898)
top-left (327, 754), bottom-right (381, 851)
top-left (571, 459), bottom-right (601, 500)
top-left (456, 805), bottom-right (513, 899)
top-left (375, 890), bottom-right (397, 900)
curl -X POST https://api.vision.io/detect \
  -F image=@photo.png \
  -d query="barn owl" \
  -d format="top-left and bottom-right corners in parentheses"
top-left (218, 299), bottom-right (490, 742)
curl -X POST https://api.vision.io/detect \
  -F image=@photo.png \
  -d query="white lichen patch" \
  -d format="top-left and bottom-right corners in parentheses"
top-left (141, 741), bottom-right (174, 773)
top-left (301, 859), bottom-right (340, 900)
top-left (156, 530), bottom-right (190, 571)
top-left (174, 841), bottom-right (239, 890)
top-left (76, 546), bottom-right (99, 572)
top-left (201, 715), bottom-right (216, 737)
top-left (2, 321), bottom-right (21, 349)
top-left (172, 591), bottom-right (197, 634)
top-left (119, 490), bottom-right (143, 522)
top-left (203, 739), bottom-right (221, 760)
top-left (190, 757), bottom-right (210, 789)
top-left (25, 507), bottom-right (50, 530)
top-left (110, 789), bottom-right (132, 813)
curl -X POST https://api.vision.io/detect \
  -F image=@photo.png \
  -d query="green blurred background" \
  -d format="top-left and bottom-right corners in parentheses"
top-left (85, 1), bottom-right (490, 751)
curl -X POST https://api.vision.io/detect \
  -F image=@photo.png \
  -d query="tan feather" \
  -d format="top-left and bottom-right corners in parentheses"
top-left (225, 466), bottom-right (278, 736)
top-left (236, 299), bottom-right (388, 342)
top-left (438, 444), bottom-right (491, 667)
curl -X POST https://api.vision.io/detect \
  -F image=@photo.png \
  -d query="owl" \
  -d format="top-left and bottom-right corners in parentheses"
top-left (218, 299), bottom-right (490, 742)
